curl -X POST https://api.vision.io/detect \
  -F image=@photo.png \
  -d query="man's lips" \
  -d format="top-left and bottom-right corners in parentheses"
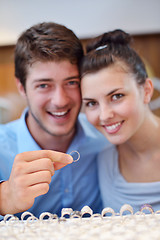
top-left (48, 110), bottom-right (70, 118)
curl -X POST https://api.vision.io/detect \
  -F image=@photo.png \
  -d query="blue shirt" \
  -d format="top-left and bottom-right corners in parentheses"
top-left (98, 145), bottom-right (160, 214)
top-left (0, 109), bottom-right (108, 219)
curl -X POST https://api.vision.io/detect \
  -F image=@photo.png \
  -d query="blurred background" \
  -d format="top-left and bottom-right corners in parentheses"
top-left (0, 0), bottom-right (160, 123)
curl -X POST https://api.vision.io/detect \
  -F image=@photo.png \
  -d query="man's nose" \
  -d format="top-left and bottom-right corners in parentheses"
top-left (51, 86), bottom-right (69, 107)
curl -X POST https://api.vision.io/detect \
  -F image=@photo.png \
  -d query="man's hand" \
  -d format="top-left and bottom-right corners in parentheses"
top-left (0, 150), bottom-right (73, 215)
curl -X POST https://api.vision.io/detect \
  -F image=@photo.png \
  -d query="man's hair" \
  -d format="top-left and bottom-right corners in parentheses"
top-left (15, 22), bottom-right (84, 88)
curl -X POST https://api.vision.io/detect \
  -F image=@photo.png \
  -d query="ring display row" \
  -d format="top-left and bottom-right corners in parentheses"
top-left (3, 204), bottom-right (155, 223)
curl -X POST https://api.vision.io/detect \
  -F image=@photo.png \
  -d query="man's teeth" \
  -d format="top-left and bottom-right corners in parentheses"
top-left (106, 122), bottom-right (121, 130)
top-left (51, 111), bottom-right (67, 116)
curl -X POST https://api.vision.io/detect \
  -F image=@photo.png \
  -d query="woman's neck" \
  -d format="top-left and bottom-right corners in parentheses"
top-left (117, 112), bottom-right (160, 182)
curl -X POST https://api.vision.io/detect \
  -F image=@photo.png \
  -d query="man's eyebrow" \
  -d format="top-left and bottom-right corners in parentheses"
top-left (33, 76), bottom-right (80, 83)
top-left (32, 78), bottom-right (53, 83)
top-left (64, 75), bottom-right (80, 81)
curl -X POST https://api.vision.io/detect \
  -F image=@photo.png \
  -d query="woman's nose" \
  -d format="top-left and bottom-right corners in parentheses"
top-left (99, 104), bottom-right (114, 122)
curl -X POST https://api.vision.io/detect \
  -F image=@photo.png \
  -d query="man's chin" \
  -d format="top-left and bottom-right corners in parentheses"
top-left (47, 126), bottom-right (76, 138)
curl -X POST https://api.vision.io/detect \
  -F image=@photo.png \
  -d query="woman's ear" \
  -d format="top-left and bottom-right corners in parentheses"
top-left (143, 78), bottom-right (154, 104)
top-left (15, 78), bottom-right (26, 98)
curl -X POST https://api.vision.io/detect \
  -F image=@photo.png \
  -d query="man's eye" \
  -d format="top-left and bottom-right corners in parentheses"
top-left (112, 93), bottom-right (124, 101)
top-left (67, 81), bottom-right (80, 86)
top-left (38, 84), bottom-right (48, 89)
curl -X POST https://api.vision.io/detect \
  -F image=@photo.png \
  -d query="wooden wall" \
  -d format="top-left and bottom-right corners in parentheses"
top-left (0, 46), bottom-right (16, 94)
top-left (0, 33), bottom-right (160, 121)
top-left (0, 46), bottom-right (26, 121)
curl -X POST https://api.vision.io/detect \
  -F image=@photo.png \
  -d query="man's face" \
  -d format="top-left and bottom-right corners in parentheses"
top-left (20, 60), bottom-right (81, 138)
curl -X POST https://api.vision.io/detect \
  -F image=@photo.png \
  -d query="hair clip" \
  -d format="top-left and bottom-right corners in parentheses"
top-left (95, 45), bottom-right (107, 51)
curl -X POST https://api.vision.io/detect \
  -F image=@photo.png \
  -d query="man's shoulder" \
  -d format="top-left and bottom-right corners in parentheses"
top-left (0, 119), bottom-right (21, 144)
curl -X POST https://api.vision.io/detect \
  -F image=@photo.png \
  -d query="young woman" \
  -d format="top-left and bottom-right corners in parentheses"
top-left (81, 29), bottom-right (160, 213)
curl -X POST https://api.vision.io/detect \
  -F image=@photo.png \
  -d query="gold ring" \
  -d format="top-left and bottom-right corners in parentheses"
top-left (140, 204), bottom-right (154, 214)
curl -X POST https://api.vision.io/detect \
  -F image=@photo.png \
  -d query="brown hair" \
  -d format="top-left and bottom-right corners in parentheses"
top-left (15, 22), bottom-right (83, 88)
top-left (80, 29), bottom-right (148, 85)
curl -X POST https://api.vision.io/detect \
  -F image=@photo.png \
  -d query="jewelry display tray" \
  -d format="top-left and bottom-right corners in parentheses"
top-left (1, 204), bottom-right (160, 240)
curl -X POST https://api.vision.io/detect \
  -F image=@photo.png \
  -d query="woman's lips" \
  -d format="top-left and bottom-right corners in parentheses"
top-left (103, 121), bottom-right (124, 134)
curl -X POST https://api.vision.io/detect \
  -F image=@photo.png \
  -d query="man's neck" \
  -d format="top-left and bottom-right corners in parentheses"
top-left (39, 131), bottom-right (76, 153)
top-left (26, 117), bottom-right (77, 153)
top-left (29, 125), bottom-right (76, 153)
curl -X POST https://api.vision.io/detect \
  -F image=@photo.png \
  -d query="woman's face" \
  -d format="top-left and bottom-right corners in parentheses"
top-left (81, 64), bottom-right (148, 145)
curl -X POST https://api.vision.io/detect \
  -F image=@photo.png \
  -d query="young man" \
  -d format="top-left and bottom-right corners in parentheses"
top-left (0, 22), bottom-right (108, 219)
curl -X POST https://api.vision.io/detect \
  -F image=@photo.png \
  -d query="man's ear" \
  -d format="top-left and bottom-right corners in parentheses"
top-left (143, 78), bottom-right (154, 104)
top-left (15, 78), bottom-right (26, 98)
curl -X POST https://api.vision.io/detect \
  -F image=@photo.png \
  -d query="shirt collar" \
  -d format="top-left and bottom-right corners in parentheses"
top-left (17, 108), bottom-right (41, 153)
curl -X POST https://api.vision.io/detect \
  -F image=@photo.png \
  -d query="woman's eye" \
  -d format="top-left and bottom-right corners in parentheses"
top-left (112, 93), bottom-right (124, 101)
top-left (86, 101), bottom-right (97, 107)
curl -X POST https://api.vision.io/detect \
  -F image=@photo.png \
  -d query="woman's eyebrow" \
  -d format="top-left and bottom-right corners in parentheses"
top-left (83, 88), bottom-right (122, 101)
top-left (106, 88), bottom-right (121, 96)
top-left (82, 97), bottom-right (94, 101)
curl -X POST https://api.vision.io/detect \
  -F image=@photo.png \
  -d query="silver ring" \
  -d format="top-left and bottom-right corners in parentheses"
top-left (101, 207), bottom-right (115, 217)
top-left (81, 205), bottom-right (93, 217)
top-left (21, 211), bottom-right (34, 221)
top-left (69, 150), bottom-right (80, 162)
top-left (39, 212), bottom-right (55, 221)
top-left (61, 208), bottom-right (73, 218)
top-left (70, 210), bottom-right (82, 218)
top-left (120, 204), bottom-right (133, 216)
top-left (4, 214), bottom-right (18, 223)
top-left (91, 213), bottom-right (102, 219)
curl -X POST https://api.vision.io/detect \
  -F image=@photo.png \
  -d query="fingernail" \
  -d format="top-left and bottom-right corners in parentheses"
top-left (67, 154), bottom-right (73, 163)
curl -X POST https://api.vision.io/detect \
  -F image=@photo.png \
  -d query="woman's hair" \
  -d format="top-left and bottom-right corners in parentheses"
top-left (80, 29), bottom-right (148, 85)
top-left (15, 22), bottom-right (84, 88)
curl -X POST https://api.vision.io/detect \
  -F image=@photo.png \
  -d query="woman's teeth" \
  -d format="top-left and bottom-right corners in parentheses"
top-left (106, 122), bottom-right (121, 130)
